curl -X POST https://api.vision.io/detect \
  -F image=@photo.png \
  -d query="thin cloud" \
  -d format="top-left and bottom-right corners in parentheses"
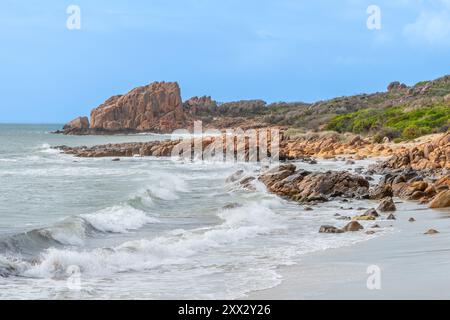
top-left (403, 1), bottom-right (450, 46)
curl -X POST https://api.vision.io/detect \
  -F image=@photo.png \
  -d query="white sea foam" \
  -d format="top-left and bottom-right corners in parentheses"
top-left (82, 205), bottom-right (158, 233)
top-left (42, 218), bottom-right (87, 246)
top-left (37, 143), bottom-right (60, 155)
top-left (0, 254), bottom-right (28, 277)
top-left (146, 173), bottom-right (188, 200)
top-left (22, 200), bottom-right (286, 278)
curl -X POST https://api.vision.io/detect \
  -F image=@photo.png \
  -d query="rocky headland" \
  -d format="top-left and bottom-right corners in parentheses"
top-left (54, 75), bottom-right (450, 235)
top-left (57, 75), bottom-right (450, 138)
top-left (56, 82), bottom-right (188, 135)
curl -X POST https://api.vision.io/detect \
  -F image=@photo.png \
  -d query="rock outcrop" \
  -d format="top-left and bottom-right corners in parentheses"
top-left (387, 81), bottom-right (408, 92)
top-left (429, 190), bottom-right (450, 208)
top-left (184, 96), bottom-right (217, 116)
top-left (279, 132), bottom-right (402, 160)
top-left (259, 165), bottom-right (370, 203)
top-left (90, 82), bottom-right (186, 133)
top-left (379, 133), bottom-right (450, 171)
top-left (60, 117), bottom-right (90, 134)
top-left (369, 166), bottom-right (450, 207)
top-left (56, 140), bottom-right (182, 158)
top-left (62, 82), bottom-right (188, 134)
top-left (377, 197), bottom-right (396, 212)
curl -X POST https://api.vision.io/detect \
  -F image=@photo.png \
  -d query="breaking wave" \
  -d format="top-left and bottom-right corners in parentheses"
top-left (1, 200), bottom-right (285, 279)
top-left (81, 205), bottom-right (158, 233)
top-left (0, 204), bottom-right (158, 270)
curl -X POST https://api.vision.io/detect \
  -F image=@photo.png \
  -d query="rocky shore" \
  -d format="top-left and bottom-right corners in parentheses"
top-left (55, 131), bottom-right (450, 233)
top-left (55, 130), bottom-right (414, 159)
top-left (57, 140), bottom-right (182, 158)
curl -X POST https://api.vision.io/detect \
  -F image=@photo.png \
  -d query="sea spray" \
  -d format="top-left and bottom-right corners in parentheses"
top-left (81, 205), bottom-right (158, 233)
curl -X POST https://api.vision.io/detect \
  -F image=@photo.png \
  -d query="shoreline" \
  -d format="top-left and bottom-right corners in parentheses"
top-left (4, 126), bottom-right (447, 299)
top-left (247, 200), bottom-right (450, 300)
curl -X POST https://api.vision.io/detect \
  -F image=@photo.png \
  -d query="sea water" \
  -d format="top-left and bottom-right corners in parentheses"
top-left (0, 124), bottom-right (382, 299)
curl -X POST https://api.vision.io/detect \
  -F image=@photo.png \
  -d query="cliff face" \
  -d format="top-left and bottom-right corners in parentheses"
top-left (89, 82), bottom-right (186, 133)
top-left (62, 82), bottom-right (188, 134)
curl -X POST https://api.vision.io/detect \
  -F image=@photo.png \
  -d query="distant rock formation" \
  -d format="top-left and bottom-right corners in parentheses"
top-left (58, 116), bottom-right (90, 134)
top-left (62, 82), bottom-right (188, 134)
top-left (184, 96), bottom-right (217, 116)
top-left (387, 81), bottom-right (408, 92)
top-left (90, 81), bottom-right (186, 133)
top-left (59, 74), bottom-right (450, 135)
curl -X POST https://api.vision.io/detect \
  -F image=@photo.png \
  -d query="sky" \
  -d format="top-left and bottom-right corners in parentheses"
top-left (1, 0), bottom-right (450, 123)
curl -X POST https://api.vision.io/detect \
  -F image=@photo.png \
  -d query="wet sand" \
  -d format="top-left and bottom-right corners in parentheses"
top-left (247, 200), bottom-right (450, 300)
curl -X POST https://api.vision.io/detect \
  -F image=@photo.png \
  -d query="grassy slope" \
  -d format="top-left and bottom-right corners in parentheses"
top-left (269, 75), bottom-right (450, 140)
top-left (198, 75), bottom-right (450, 141)
top-left (326, 105), bottom-right (450, 140)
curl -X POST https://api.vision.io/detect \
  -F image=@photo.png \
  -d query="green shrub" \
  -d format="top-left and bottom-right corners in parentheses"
top-left (373, 127), bottom-right (401, 143)
top-left (326, 105), bottom-right (450, 140)
top-left (402, 125), bottom-right (424, 140)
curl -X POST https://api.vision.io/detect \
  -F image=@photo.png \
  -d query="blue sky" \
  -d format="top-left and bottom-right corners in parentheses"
top-left (1, 0), bottom-right (450, 123)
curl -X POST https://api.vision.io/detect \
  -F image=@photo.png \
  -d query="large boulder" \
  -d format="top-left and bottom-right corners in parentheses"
top-left (429, 190), bottom-right (450, 209)
top-left (260, 166), bottom-right (369, 203)
top-left (343, 221), bottom-right (364, 232)
top-left (369, 183), bottom-right (393, 200)
top-left (62, 117), bottom-right (90, 134)
top-left (90, 82), bottom-right (187, 133)
top-left (377, 197), bottom-right (397, 212)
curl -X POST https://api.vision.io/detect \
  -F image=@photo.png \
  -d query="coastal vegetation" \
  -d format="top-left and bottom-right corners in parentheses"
top-left (326, 105), bottom-right (450, 141)
top-left (62, 75), bottom-right (450, 142)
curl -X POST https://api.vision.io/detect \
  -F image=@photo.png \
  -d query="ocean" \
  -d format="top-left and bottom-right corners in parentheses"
top-left (0, 124), bottom-right (380, 299)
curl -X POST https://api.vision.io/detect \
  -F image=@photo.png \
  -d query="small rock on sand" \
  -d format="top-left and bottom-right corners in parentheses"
top-left (223, 203), bottom-right (241, 210)
top-left (424, 229), bottom-right (439, 235)
top-left (353, 215), bottom-right (376, 221)
top-left (363, 208), bottom-right (380, 218)
top-left (343, 221), bottom-right (364, 232)
top-left (378, 197), bottom-right (397, 212)
top-left (319, 226), bottom-right (344, 234)
top-left (387, 213), bottom-right (396, 220)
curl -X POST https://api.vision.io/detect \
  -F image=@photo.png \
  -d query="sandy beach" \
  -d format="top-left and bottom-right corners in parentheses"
top-left (248, 200), bottom-right (450, 300)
